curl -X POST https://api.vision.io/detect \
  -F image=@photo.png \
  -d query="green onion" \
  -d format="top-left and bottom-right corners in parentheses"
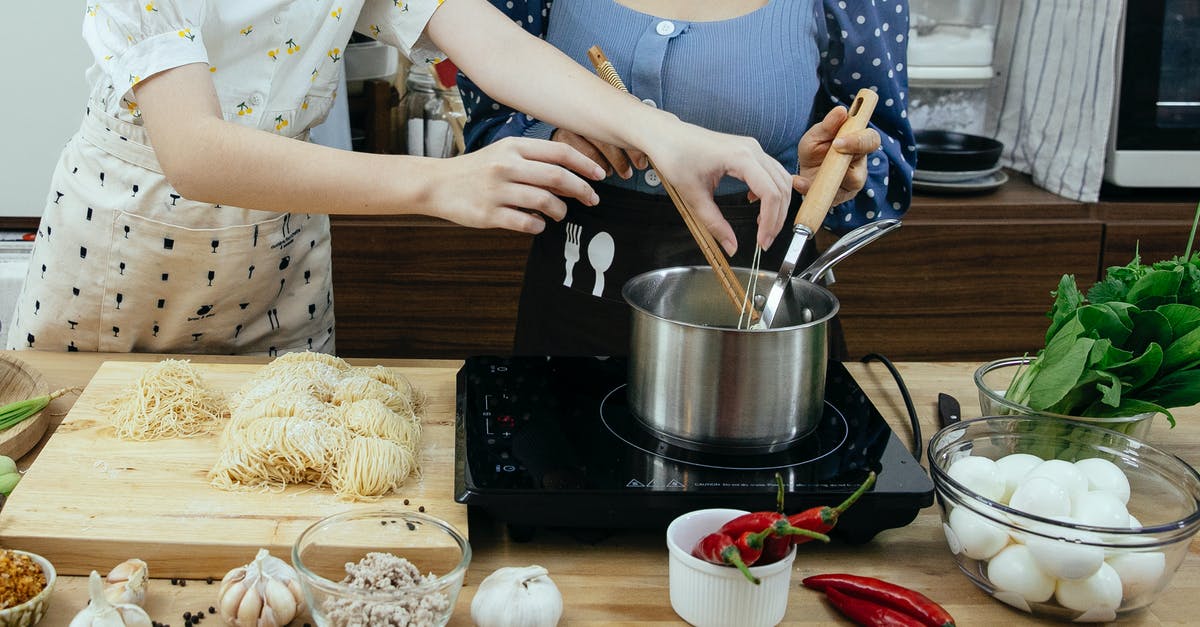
top-left (0, 388), bottom-right (74, 432)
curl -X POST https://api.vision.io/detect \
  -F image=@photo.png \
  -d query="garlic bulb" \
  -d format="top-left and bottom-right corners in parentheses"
top-left (217, 548), bottom-right (306, 627)
top-left (70, 570), bottom-right (153, 627)
top-left (470, 565), bottom-right (562, 627)
top-left (104, 558), bottom-right (149, 606)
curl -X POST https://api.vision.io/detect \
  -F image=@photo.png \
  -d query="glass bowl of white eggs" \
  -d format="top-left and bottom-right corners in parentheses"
top-left (928, 415), bottom-right (1200, 622)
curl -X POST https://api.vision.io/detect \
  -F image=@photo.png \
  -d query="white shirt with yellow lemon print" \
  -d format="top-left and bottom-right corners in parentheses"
top-left (83, 1), bottom-right (445, 138)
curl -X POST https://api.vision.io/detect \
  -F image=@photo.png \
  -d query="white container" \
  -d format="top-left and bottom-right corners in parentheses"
top-left (666, 508), bottom-right (796, 627)
top-left (909, 0), bottom-right (1001, 69)
top-left (344, 40), bottom-right (399, 82)
top-left (0, 240), bottom-right (32, 343)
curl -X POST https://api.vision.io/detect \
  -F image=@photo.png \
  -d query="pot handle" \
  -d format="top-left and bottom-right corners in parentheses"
top-left (798, 219), bottom-right (901, 283)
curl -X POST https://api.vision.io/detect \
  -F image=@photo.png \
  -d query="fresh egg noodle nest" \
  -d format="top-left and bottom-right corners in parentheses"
top-left (209, 352), bottom-right (425, 500)
top-left (101, 359), bottom-right (228, 441)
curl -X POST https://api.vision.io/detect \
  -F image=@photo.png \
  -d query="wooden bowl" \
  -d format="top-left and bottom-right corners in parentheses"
top-left (0, 354), bottom-right (50, 462)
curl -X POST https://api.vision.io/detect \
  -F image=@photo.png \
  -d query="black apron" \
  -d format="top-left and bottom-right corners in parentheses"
top-left (513, 183), bottom-right (847, 358)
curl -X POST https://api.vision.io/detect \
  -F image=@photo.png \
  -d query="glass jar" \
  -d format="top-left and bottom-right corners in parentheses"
top-left (402, 66), bottom-right (437, 156)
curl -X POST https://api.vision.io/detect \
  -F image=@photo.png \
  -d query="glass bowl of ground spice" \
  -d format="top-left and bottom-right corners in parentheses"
top-left (0, 549), bottom-right (55, 627)
top-left (292, 509), bottom-right (471, 627)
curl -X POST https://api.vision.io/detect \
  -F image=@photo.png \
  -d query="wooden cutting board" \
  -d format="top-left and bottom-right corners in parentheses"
top-left (0, 360), bottom-right (466, 578)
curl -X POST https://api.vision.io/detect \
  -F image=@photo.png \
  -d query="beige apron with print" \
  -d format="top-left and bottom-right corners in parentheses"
top-left (6, 107), bottom-right (336, 356)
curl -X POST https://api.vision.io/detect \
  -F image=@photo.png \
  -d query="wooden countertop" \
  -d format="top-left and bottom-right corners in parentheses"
top-left (8, 351), bottom-right (1199, 626)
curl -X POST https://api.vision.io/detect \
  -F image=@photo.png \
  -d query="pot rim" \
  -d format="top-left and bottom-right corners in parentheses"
top-left (621, 265), bottom-right (840, 331)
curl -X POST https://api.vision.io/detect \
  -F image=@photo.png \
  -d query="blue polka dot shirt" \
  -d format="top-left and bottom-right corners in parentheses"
top-left (459, 0), bottom-right (916, 233)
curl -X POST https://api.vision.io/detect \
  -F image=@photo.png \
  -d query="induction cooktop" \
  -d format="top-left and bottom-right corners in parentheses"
top-left (454, 356), bottom-right (933, 543)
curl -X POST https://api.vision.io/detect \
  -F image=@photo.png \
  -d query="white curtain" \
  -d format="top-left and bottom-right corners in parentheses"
top-left (986, 0), bottom-right (1124, 201)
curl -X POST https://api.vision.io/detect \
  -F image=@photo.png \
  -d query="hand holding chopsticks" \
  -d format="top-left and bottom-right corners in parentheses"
top-left (586, 46), bottom-right (758, 319)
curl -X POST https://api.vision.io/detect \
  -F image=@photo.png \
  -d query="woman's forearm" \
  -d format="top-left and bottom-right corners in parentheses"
top-left (430, 0), bottom-right (671, 152)
top-left (136, 64), bottom-right (440, 217)
top-left (134, 62), bottom-right (603, 234)
top-left (429, 0), bottom-right (793, 252)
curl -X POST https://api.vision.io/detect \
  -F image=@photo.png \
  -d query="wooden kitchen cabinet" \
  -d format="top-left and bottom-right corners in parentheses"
top-left (330, 215), bottom-right (532, 357)
top-left (328, 172), bottom-right (1123, 361)
top-left (2, 173), bottom-right (1188, 361)
top-left (818, 220), bottom-right (1101, 362)
top-left (1096, 195), bottom-right (1198, 271)
top-left (818, 173), bottom-right (1102, 361)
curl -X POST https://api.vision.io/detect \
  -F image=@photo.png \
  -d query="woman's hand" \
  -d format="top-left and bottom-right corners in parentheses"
top-left (642, 121), bottom-right (793, 256)
top-left (429, 0), bottom-right (791, 253)
top-left (551, 128), bottom-right (647, 180)
top-left (794, 106), bottom-right (882, 206)
top-left (425, 137), bottom-right (605, 234)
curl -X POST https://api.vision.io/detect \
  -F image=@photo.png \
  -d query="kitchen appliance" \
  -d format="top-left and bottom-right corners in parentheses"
top-left (1105, 0), bottom-right (1200, 188)
top-left (907, 0), bottom-right (1003, 134)
top-left (454, 356), bottom-right (934, 543)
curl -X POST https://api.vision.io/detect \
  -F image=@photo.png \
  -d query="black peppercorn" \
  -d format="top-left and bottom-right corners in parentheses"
top-left (406, 522), bottom-right (416, 530)
top-left (418, 505), bottom-right (425, 512)
top-left (206, 577), bottom-right (214, 585)
top-left (208, 606), bottom-right (216, 614)
top-left (403, 499), bottom-right (409, 505)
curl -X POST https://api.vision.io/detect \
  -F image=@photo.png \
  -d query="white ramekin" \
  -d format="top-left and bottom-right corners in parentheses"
top-left (666, 508), bottom-right (796, 627)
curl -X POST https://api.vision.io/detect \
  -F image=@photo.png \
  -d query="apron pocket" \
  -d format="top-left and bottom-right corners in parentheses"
top-left (99, 210), bottom-right (328, 353)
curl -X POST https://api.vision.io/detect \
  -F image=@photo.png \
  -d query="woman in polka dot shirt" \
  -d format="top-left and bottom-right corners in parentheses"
top-left (462, 0), bottom-right (915, 356)
top-left (8, 0), bottom-right (796, 356)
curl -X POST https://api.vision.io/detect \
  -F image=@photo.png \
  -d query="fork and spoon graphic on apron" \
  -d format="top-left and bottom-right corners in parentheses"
top-left (562, 223), bottom-right (614, 297)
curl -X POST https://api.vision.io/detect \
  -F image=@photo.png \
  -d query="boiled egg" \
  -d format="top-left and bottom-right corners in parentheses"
top-left (1024, 459), bottom-right (1089, 502)
top-left (987, 544), bottom-right (1056, 603)
top-left (947, 455), bottom-right (1005, 502)
top-left (1009, 476), bottom-right (1071, 519)
top-left (1022, 520), bottom-right (1104, 580)
top-left (1071, 491), bottom-right (1130, 528)
top-left (1106, 551), bottom-right (1167, 599)
top-left (948, 506), bottom-right (1009, 560)
top-left (1054, 562), bottom-right (1122, 614)
top-left (995, 453), bottom-right (1042, 502)
top-left (1074, 458), bottom-right (1131, 504)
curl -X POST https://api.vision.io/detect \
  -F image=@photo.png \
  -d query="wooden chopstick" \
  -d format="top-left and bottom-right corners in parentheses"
top-left (586, 46), bottom-right (756, 321)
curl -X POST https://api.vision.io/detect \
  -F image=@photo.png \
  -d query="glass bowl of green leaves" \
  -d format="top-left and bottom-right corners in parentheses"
top-left (976, 206), bottom-right (1200, 440)
top-left (976, 357), bottom-right (1158, 439)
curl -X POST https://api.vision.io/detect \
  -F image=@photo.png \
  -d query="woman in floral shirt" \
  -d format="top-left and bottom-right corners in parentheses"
top-left (8, 0), bottom-right (794, 356)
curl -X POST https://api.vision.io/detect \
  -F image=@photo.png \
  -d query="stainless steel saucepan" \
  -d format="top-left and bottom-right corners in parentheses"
top-left (622, 219), bottom-right (900, 454)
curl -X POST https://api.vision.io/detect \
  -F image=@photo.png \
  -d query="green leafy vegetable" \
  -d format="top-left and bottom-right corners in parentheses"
top-left (1005, 202), bottom-right (1200, 429)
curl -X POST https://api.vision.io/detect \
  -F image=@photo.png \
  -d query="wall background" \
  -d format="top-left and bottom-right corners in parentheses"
top-left (1, 5), bottom-right (90, 217)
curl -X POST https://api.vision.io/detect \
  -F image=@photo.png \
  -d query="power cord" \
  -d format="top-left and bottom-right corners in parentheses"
top-left (860, 352), bottom-right (922, 463)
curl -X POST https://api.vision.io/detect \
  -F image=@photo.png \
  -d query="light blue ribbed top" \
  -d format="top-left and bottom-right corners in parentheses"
top-left (534, 0), bottom-right (820, 195)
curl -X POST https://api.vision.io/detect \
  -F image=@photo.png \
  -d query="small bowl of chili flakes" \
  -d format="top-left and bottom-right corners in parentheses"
top-left (0, 548), bottom-right (55, 627)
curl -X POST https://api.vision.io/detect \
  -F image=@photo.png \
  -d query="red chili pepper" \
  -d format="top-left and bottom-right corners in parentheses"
top-left (717, 472), bottom-right (789, 537)
top-left (787, 471), bottom-right (876, 545)
top-left (823, 586), bottom-right (924, 627)
top-left (718, 510), bottom-right (785, 537)
top-left (804, 574), bottom-right (955, 627)
top-left (731, 528), bottom-right (768, 565)
top-left (691, 532), bottom-right (760, 584)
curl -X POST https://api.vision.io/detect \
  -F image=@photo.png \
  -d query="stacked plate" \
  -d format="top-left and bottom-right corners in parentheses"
top-left (913, 130), bottom-right (1008, 193)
